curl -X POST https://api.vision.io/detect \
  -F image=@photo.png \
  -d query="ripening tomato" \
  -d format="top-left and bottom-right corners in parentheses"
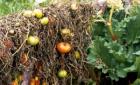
top-left (56, 42), bottom-right (71, 54)
top-left (11, 79), bottom-right (18, 85)
top-left (58, 69), bottom-right (68, 78)
top-left (35, 76), bottom-right (40, 85)
top-left (30, 78), bottom-right (35, 85)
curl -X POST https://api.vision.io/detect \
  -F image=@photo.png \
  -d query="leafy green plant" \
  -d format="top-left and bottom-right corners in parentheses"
top-left (0, 0), bottom-right (52, 16)
top-left (0, 0), bottom-right (34, 16)
top-left (87, 3), bottom-right (140, 83)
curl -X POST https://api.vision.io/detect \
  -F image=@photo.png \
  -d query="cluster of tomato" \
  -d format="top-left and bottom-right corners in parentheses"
top-left (11, 75), bottom-right (47, 85)
top-left (11, 8), bottom-right (81, 85)
top-left (25, 8), bottom-right (71, 77)
top-left (11, 71), bottom-right (68, 85)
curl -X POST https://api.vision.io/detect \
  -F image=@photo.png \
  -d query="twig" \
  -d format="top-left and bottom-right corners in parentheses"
top-left (12, 29), bottom-right (30, 56)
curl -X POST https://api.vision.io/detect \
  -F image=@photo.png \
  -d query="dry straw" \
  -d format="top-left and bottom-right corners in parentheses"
top-left (0, 2), bottom-right (96, 84)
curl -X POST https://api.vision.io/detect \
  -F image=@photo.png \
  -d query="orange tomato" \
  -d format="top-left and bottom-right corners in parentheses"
top-left (35, 76), bottom-right (40, 85)
top-left (56, 42), bottom-right (71, 54)
top-left (30, 79), bottom-right (35, 85)
top-left (11, 79), bottom-right (18, 85)
top-left (42, 80), bottom-right (47, 85)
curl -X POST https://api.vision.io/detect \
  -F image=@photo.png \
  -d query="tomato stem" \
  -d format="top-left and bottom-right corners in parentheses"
top-left (108, 5), bottom-right (117, 41)
top-left (61, 54), bottom-right (65, 69)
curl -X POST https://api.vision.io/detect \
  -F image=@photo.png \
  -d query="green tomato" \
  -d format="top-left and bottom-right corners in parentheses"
top-left (58, 69), bottom-right (67, 78)
top-left (27, 36), bottom-right (40, 46)
top-left (40, 17), bottom-right (49, 25)
top-left (33, 9), bottom-right (43, 18)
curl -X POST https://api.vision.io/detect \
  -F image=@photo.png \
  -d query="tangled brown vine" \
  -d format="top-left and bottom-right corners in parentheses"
top-left (0, 2), bottom-right (97, 85)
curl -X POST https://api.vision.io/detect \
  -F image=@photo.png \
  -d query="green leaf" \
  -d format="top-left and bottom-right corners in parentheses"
top-left (87, 53), bottom-right (96, 64)
top-left (133, 51), bottom-right (140, 55)
top-left (102, 69), bottom-right (108, 74)
top-left (116, 69), bottom-right (127, 78)
top-left (95, 64), bottom-right (103, 69)
top-left (109, 72), bottom-right (119, 81)
top-left (93, 37), bottom-right (115, 67)
top-left (92, 22), bottom-right (106, 37)
top-left (123, 65), bottom-right (136, 72)
top-left (130, 6), bottom-right (140, 16)
top-left (134, 57), bottom-right (140, 77)
top-left (126, 15), bottom-right (140, 44)
top-left (131, 78), bottom-right (140, 85)
top-left (87, 79), bottom-right (96, 85)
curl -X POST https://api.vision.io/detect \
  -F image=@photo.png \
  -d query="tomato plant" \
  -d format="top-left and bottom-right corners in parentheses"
top-left (87, 2), bottom-right (140, 84)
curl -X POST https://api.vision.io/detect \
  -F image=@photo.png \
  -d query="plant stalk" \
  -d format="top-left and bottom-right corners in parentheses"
top-left (108, 5), bottom-right (117, 41)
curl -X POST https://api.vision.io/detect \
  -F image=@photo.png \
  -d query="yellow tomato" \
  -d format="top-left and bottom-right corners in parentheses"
top-left (58, 69), bottom-right (68, 78)
top-left (33, 9), bottom-right (43, 18)
top-left (40, 17), bottom-right (49, 25)
top-left (27, 36), bottom-right (40, 46)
